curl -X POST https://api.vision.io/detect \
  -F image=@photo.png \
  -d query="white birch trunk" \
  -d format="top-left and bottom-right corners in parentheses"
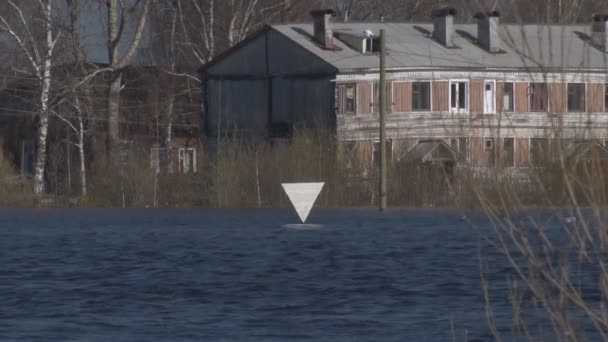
top-left (33, 0), bottom-right (55, 195)
top-left (74, 96), bottom-right (87, 196)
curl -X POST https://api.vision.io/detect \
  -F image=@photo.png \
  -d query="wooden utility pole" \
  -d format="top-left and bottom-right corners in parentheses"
top-left (379, 29), bottom-right (387, 211)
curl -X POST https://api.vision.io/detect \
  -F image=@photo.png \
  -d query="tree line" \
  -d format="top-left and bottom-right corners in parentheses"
top-left (0, 0), bottom-right (605, 198)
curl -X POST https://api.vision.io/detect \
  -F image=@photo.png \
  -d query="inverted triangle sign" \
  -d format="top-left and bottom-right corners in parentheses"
top-left (282, 182), bottom-right (324, 223)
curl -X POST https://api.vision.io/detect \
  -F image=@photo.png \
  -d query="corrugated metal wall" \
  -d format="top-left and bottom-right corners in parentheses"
top-left (273, 78), bottom-right (334, 126)
top-left (206, 79), bottom-right (269, 136)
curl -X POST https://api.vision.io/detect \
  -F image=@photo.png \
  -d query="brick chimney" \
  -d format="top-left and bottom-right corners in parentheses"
top-left (592, 14), bottom-right (608, 52)
top-left (431, 8), bottom-right (457, 48)
top-left (310, 9), bottom-right (337, 50)
top-left (474, 11), bottom-right (501, 53)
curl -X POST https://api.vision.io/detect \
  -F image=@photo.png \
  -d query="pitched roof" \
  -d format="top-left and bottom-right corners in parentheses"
top-left (271, 22), bottom-right (608, 72)
top-left (400, 140), bottom-right (459, 163)
top-left (565, 141), bottom-right (608, 163)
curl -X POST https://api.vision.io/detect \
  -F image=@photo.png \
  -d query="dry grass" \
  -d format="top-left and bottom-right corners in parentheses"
top-left (0, 159), bottom-right (35, 207)
top-left (472, 144), bottom-right (608, 341)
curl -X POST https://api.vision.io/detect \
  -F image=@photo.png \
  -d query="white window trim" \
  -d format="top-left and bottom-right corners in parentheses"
top-left (485, 138), bottom-right (494, 150)
top-left (484, 80), bottom-right (497, 114)
top-left (372, 139), bottom-right (393, 163)
top-left (449, 79), bottom-right (469, 114)
top-left (502, 81), bottom-right (515, 113)
top-left (337, 82), bottom-right (357, 115)
top-left (178, 147), bottom-right (197, 174)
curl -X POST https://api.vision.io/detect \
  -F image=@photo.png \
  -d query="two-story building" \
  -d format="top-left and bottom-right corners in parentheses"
top-left (199, 8), bottom-right (608, 170)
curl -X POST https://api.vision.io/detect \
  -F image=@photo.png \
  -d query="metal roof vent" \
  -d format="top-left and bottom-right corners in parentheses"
top-left (592, 14), bottom-right (608, 52)
top-left (431, 8), bottom-right (457, 48)
top-left (334, 29), bottom-right (379, 54)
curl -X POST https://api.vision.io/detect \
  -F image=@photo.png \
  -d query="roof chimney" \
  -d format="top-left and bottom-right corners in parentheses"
top-left (431, 8), bottom-right (457, 48)
top-left (310, 9), bottom-right (337, 50)
top-left (474, 11), bottom-right (501, 53)
top-left (592, 14), bottom-right (608, 52)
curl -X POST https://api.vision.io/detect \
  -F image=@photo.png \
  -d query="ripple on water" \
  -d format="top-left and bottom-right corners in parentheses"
top-left (0, 209), bottom-right (580, 341)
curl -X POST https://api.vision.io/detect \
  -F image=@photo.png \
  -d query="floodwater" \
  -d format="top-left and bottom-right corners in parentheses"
top-left (0, 208), bottom-right (574, 341)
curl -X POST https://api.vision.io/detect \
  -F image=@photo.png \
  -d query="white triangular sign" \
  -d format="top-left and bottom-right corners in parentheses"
top-left (282, 182), bottom-right (324, 223)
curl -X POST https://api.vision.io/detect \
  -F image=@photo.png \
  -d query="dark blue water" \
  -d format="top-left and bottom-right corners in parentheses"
top-left (0, 209), bottom-right (522, 341)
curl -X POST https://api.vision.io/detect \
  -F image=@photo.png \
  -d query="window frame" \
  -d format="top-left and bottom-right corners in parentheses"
top-left (483, 80), bottom-right (497, 114)
top-left (150, 145), bottom-right (161, 174)
top-left (502, 137), bottom-right (515, 168)
top-left (529, 83), bottom-right (548, 112)
top-left (411, 81), bottom-right (431, 112)
top-left (530, 138), bottom-right (548, 166)
top-left (502, 82), bottom-right (515, 113)
top-left (567, 83), bottom-right (586, 113)
top-left (337, 83), bottom-right (357, 115)
top-left (604, 83), bottom-right (608, 112)
top-left (449, 80), bottom-right (469, 113)
top-left (372, 139), bottom-right (393, 165)
top-left (485, 138), bottom-right (495, 167)
top-left (341, 141), bottom-right (357, 169)
top-left (178, 147), bottom-right (197, 174)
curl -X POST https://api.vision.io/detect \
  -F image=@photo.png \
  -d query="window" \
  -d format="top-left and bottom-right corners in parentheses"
top-left (530, 138), bottom-right (548, 166)
top-left (484, 81), bottom-right (496, 114)
top-left (605, 84), bottom-right (608, 112)
top-left (20, 140), bottom-right (35, 175)
top-left (459, 137), bottom-right (470, 161)
top-left (338, 83), bottom-right (356, 114)
top-left (449, 137), bottom-right (469, 161)
top-left (529, 83), bottom-right (548, 112)
top-left (485, 138), bottom-right (493, 150)
top-left (485, 138), bottom-right (495, 167)
top-left (342, 141), bottom-right (357, 169)
top-left (412, 82), bottom-right (431, 111)
top-left (178, 148), bottom-right (197, 174)
top-left (503, 82), bottom-right (514, 112)
top-left (373, 140), bottom-right (393, 166)
top-left (150, 145), bottom-right (160, 174)
top-left (567, 83), bottom-right (585, 112)
top-left (502, 138), bottom-right (514, 167)
top-left (364, 37), bottom-right (381, 53)
top-left (450, 81), bottom-right (468, 112)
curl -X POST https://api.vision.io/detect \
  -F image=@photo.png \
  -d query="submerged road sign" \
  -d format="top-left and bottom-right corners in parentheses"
top-left (281, 182), bottom-right (324, 223)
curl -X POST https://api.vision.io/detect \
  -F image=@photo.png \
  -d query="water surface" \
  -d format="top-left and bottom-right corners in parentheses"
top-left (0, 209), bottom-right (514, 341)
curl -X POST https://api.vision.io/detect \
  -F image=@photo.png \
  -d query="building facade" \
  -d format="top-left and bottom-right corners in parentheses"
top-left (200, 9), bottom-right (608, 169)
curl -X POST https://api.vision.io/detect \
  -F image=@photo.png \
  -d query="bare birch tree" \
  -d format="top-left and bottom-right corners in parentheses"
top-left (0, 0), bottom-right (60, 195)
top-left (104, 0), bottom-right (151, 161)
